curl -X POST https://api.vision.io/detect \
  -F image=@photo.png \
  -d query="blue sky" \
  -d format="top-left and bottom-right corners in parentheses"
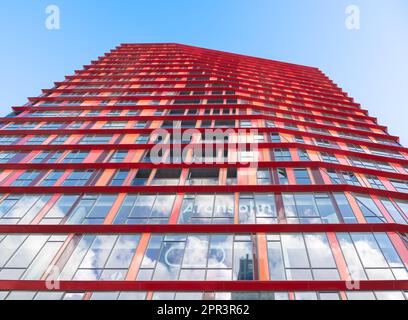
top-left (1, 0), bottom-right (407, 144)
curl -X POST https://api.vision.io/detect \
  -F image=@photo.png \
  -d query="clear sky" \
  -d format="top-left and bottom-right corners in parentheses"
top-left (1, 0), bottom-right (407, 144)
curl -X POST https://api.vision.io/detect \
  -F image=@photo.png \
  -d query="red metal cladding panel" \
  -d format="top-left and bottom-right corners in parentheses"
top-left (1, 280), bottom-right (407, 292)
top-left (0, 223), bottom-right (406, 234)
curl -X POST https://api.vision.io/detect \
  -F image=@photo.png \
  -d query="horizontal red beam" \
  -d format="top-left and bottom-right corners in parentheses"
top-left (1, 185), bottom-right (408, 200)
top-left (92, 55), bottom-right (318, 72)
top-left (0, 223), bottom-right (406, 234)
top-left (93, 55), bottom-right (324, 76)
top-left (119, 43), bottom-right (319, 70)
top-left (1, 113), bottom-right (387, 132)
top-left (3, 107), bottom-right (386, 132)
top-left (27, 83), bottom-right (366, 114)
top-left (84, 61), bottom-right (336, 88)
top-left (27, 93), bottom-right (364, 116)
top-left (1, 142), bottom-right (406, 166)
top-left (1, 161), bottom-right (407, 181)
top-left (0, 127), bottom-right (404, 153)
top-left (82, 43), bottom-right (347, 93)
top-left (12, 102), bottom-right (375, 123)
top-left (54, 78), bottom-right (352, 105)
top-left (3, 140), bottom-right (404, 170)
top-left (43, 85), bottom-right (355, 110)
top-left (62, 75), bottom-right (346, 104)
top-left (5, 109), bottom-right (388, 139)
top-left (118, 43), bottom-right (323, 71)
top-left (104, 52), bottom-right (327, 80)
top-left (0, 280), bottom-right (407, 292)
top-left (55, 78), bottom-right (356, 110)
top-left (89, 64), bottom-right (332, 88)
top-left (85, 65), bottom-right (343, 98)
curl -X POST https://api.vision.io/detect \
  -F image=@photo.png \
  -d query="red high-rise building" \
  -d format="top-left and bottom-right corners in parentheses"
top-left (0, 43), bottom-right (407, 300)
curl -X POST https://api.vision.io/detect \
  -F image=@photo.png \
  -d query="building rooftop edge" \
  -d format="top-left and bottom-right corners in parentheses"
top-left (116, 42), bottom-right (322, 72)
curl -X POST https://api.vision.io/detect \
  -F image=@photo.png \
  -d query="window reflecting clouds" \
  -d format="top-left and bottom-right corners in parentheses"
top-left (0, 195), bottom-right (52, 224)
top-left (337, 233), bottom-right (407, 280)
top-left (239, 194), bottom-right (277, 224)
top-left (59, 235), bottom-right (140, 281)
top-left (115, 194), bottom-right (176, 224)
top-left (138, 234), bottom-right (253, 281)
top-left (179, 194), bottom-right (234, 224)
top-left (66, 194), bottom-right (117, 224)
top-left (267, 233), bottom-right (339, 280)
top-left (1, 290), bottom-right (406, 300)
top-left (283, 193), bottom-right (342, 224)
top-left (1, 192), bottom-right (406, 225)
top-left (0, 235), bottom-right (65, 280)
top-left (0, 232), bottom-right (406, 282)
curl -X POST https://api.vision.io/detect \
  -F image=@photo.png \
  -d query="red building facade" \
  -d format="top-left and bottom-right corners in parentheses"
top-left (0, 43), bottom-right (407, 300)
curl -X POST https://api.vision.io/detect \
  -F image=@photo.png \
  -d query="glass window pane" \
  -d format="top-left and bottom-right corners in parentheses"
top-left (80, 236), bottom-right (118, 269)
top-left (233, 240), bottom-right (254, 280)
top-left (208, 235), bottom-right (234, 269)
top-left (315, 194), bottom-right (339, 223)
top-left (281, 234), bottom-right (309, 268)
top-left (381, 199), bottom-right (407, 224)
top-left (254, 194), bottom-right (276, 218)
top-left (373, 233), bottom-right (404, 268)
top-left (267, 241), bottom-right (286, 280)
top-left (337, 233), bottom-right (367, 280)
top-left (333, 193), bottom-right (358, 224)
top-left (151, 195), bottom-right (175, 218)
top-left (351, 233), bottom-right (388, 268)
top-left (105, 235), bottom-right (140, 269)
top-left (239, 196), bottom-right (256, 224)
top-left (304, 234), bottom-right (337, 268)
top-left (214, 194), bottom-right (234, 218)
top-left (5, 235), bottom-right (49, 269)
top-left (182, 236), bottom-right (209, 268)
